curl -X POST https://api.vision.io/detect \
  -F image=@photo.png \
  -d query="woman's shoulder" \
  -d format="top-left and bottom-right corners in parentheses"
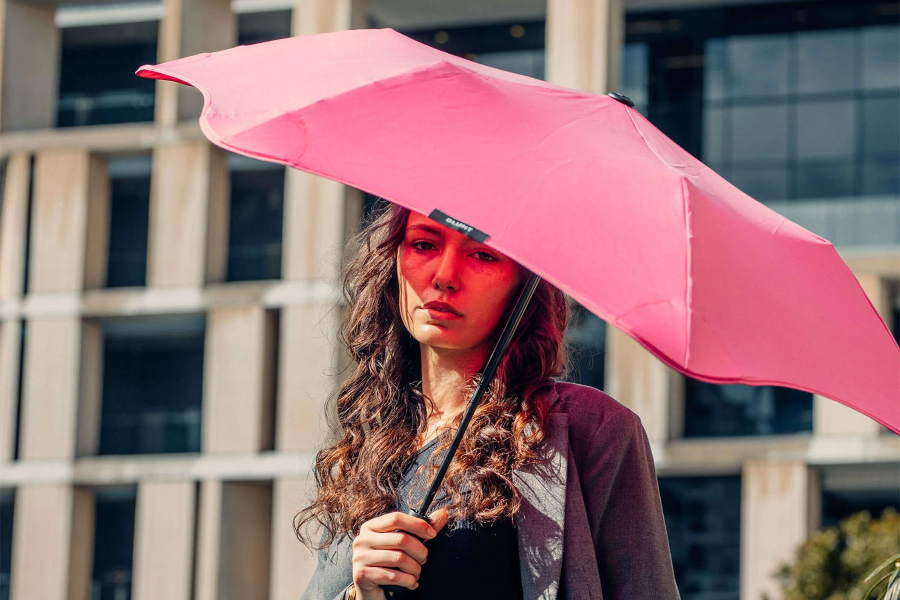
top-left (546, 379), bottom-right (642, 445)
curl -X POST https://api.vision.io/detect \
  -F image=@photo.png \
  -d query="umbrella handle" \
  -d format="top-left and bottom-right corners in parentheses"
top-left (381, 508), bottom-right (431, 598)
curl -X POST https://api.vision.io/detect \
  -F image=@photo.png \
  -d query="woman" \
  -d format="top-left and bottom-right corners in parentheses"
top-left (297, 202), bottom-right (681, 600)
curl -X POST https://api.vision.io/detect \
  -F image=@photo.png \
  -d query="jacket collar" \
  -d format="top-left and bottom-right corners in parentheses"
top-left (513, 382), bottom-right (569, 600)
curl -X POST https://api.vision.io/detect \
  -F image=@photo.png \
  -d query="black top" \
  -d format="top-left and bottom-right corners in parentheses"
top-left (397, 434), bottom-right (524, 599)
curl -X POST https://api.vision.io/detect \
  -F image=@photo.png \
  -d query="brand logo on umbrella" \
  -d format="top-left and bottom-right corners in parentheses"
top-left (428, 209), bottom-right (489, 243)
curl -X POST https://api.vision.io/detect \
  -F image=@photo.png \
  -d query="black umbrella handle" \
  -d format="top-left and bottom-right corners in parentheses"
top-left (380, 273), bottom-right (542, 598)
top-left (380, 508), bottom-right (431, 598)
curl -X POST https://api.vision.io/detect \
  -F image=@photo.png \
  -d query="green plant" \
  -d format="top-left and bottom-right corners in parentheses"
top-left (762, 507), bottom-right (900, 600)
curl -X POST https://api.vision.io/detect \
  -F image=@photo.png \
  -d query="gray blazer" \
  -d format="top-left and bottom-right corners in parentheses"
top-left (300, 380), bottom-right (682, 600)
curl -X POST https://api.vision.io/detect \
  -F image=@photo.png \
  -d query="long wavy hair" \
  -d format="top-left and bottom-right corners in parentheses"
top-left (294, 200), bottom-right (571, 550)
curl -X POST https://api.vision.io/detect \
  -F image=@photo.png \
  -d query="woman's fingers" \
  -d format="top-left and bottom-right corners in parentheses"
top-left (358, 549), bottom-right (422, 579)
top-left (362, 511), bottom-right (437, 540)
top-left (356, 531), bottom-right (428, 565)
top-left (354, 566), bottom-right (419, 591)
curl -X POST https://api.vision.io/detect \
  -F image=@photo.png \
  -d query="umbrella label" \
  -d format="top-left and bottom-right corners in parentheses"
top-left (428, 209), bottom-right (489, 243)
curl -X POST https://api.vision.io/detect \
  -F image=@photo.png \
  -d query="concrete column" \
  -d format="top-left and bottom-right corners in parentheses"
top-left (147, 142), bottom-right (229, 287)
top-left (18, 317), bottom-right (82, 460)
top-left (277, 302), bottom-right (341, 451)
top-left (203, 307), bottom-right (277, 454)
top-left (742, 461), bottom-right (821, 600)
top-left (0, 152), bottom-right (30, 300)
top-left (156, 0), bottom-right (235, 125)
top-left (283, 0), bottom-right (366, 283)
top-left (290, 0), bottom-right (368, 37)
top-left (194, 480), bottom-right (273, 600)
top-left (814, 273), bottom-right (890, 436)
top-left (545, 0), bottom-right (624, 95)
top-left (75, 320), bottom-right (104, 458)
top-left (605, 326), bottom-right (682, 443)
top-left (10, 484), bottom-right (94, 600)
top-left (28, 150), bottom-right (107, 294)
top-left (0, 319), bottom-right (21, 461)
top-left (194, 480), bottom-right (222, 600)
top-left (0, 0), bottom-right (59, 131)
top-left (219, 482), bottom-right (273, 600)
top-left (270, 477), bottom-right (319, 600)
top-left (132, 481), bottom-right (197, 600)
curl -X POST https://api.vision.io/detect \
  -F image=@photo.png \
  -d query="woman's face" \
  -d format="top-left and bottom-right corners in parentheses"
top-left (397, 211), bottom-right (527, 357)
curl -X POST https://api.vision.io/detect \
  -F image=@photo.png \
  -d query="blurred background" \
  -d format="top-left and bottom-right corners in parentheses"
top-left (0, 0), bottom-right (898, 599)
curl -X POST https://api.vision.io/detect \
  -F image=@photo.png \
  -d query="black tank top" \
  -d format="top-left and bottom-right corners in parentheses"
top-left (396, 433), bottom-right (524, 599)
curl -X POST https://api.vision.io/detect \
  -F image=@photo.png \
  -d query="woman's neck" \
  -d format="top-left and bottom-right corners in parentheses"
top-left (419, 344), bottom-right (488, 421)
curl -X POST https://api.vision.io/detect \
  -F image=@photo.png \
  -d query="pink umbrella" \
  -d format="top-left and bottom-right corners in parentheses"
top-left (136, 27), bottom-right (900, 438)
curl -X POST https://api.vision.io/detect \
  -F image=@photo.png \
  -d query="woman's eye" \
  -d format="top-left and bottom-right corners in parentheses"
top-left (411, 240), bottom-right (435, 251)
top-left (476, 251), bottom-right (498, 262)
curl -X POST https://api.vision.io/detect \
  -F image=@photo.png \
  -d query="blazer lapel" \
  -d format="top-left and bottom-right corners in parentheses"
top-left (513, 392), bottom-right (569, 600)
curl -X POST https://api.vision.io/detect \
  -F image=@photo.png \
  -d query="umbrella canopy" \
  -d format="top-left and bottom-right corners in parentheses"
top-left (137, 27), bottom-right (900, 435)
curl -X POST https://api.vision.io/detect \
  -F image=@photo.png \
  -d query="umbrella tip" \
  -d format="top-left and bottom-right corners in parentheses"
top-left (607, 92), bottom-right (635, 108)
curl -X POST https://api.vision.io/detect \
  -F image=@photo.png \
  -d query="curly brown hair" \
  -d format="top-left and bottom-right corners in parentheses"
top-left (294, 201), bottom-right (571, 550)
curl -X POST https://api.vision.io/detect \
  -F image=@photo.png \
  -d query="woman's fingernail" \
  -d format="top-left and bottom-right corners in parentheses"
top-left (427, 528), bottom-right (437, 538)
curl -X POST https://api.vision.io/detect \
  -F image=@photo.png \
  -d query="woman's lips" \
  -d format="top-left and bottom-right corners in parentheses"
top-left (424, 308), bottom-right (462, 320)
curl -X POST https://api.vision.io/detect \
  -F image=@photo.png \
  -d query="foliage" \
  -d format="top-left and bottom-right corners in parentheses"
top-left (762, 507), bottom-right (900, 600)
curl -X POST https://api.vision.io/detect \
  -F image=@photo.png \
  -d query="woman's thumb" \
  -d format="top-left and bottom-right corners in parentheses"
top-left (428, 508), bottom-right (450, 534)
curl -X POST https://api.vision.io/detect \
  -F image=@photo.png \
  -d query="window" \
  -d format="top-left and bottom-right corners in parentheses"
top-left (227, 157), bottom-right (285, 282)
top-left (57, 19), bottom-right (157, 127)
top-left (91, 487), bottom-right (136, 600)
top-left (0, 489), bottom-right (13, 600)
top-left (563, 302), bottom-right (607, 390)
top-left (625, 0), bottom-right (899, 202)
top-left (820, 463), bottom-right (900, 528)
top-left (683, 377), bottom-right (813, 437)
top-left (400, 20), bottom-right (546, 80)
top-left (237, 9), bottom-right (291, 45)
top-left (891, 281), bottom-right (900, 344)
top-left (106, 156), bottom-right (151, 288)
top-left (703, 25), bottom-right (899, 200)
top-left (98, 316), bottom-right (205, 455)
top-left (659, 476), bottom-right (741, 600)
top-left (12, 321), bottom-right (25, 461)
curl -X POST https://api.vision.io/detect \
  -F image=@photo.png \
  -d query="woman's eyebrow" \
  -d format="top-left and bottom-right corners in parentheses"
top-left (407, 224), bottom-right (444, 237)
top-left (407, 223), bottom-right (482, 246)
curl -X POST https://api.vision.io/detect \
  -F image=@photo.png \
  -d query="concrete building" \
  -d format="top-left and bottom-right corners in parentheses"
top-left (0, 0), bottom-right (897, 599)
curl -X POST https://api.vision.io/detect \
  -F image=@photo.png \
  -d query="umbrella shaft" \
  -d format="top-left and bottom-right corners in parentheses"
top-left (415, 272), bottom-right (542, 517)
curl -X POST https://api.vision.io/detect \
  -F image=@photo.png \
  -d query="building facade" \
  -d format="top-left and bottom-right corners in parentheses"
top-left (0, 1), bottom-right (897, 599)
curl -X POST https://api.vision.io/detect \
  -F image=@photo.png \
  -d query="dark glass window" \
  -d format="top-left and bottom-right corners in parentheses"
top-left (238, 9), bottom-right (291, 45)
top-left (99, 316), bottom-right (205, 455)
top-left (91, 487), bottom-right (136, 600)
top-left (57, 21), bottom-right (157, 127)
top-left (684, 377), bottom-right (813, 437)
top-left (106, 157), bottom-right (151, 288)
top-left (563, 302), bottom-right (607, 391)
top-left (892, 284), bottom-right (900, 344)
top-left (22, 157), bottom-right (34, 296)
top-left (822, 487), bottom-right (900, 529)
top-left (821, 464), bottom-right (900, 528)
top-left (0, 159), bottom-right (7, 219)
top-left (659, 476), bottom-right (741, 600)
top-left (227, 159), bottom-right (285, 282)
top-left (13, 321), bottom-right (25, 461)
top-left (400, 20), bottom-right (546, 80)
top-left (0, 490), bottom-right (13, 600)
top-left (623, 0), bottom-right (899, 202)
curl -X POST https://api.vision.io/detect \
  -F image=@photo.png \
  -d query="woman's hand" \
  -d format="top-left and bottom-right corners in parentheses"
top-left (351, 509), bottom-right (450, 600)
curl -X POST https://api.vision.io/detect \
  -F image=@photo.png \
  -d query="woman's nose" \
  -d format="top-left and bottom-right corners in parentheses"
top-left (432, 251), bottom-right (460, 291)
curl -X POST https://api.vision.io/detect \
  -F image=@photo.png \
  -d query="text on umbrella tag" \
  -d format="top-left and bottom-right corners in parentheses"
top-left (428, 209), bottom-right (490, 243)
